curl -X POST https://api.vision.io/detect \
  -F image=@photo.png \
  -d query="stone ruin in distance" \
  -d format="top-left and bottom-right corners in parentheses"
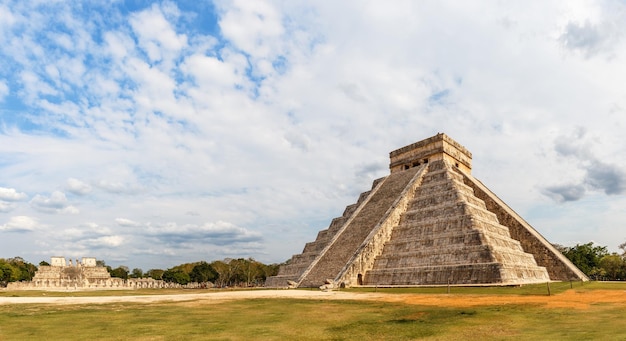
top-left (7, 256), bottom-right (175, 290)
top-left (266, 133), bottom-right (588, 288)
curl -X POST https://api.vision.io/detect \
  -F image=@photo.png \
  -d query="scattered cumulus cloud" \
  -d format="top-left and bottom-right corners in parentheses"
top-left (0, 187), bottom-right (27, 212)
top-left (129, 3), bottom-right (188, 63)
top-left (0, 216), bottom-right (39, 232)
top-left (66, 178), bottom-right (92, 195)
top-left (29, 191), bottom-right (79, 214)
top-left (0, 187), bottom-right (28, 201)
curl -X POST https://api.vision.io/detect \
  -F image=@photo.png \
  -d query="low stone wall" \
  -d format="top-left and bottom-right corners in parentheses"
top-left (7, 277), bottom-right (180, 291)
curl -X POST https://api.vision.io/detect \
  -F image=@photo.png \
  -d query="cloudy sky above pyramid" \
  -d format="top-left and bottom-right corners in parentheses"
top-left (1, 1), bottom-right (626, 270)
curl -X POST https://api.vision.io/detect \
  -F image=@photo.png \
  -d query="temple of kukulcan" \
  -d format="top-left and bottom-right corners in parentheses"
top-left (266, 133), bottom-right (587, 288)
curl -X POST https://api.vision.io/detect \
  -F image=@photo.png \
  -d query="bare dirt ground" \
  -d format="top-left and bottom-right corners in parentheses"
top-left (1, 289), bottom-right (625, 309)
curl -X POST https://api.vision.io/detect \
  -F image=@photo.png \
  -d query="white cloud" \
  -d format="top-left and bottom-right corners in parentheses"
top-left (19, 70), bottom-right (58, 102)
top-left (29, 191), bottom-right (79, 214)
top-left (115, 218), bottom-right (143, 227)
top-left (130, 3), bottom-right (187, 64)
top-left (182, 54), bottom-right (240, 88)
top-left (84, 235), bottom-right (124, 248)
top-left (66, 178), bottom-right (92, 195)
top-left (0, 187), bottom-right (27, 201)
top-left (0, 215), bottom-right (38, 232)
top-left (217, 0), bottom-right (284, 58)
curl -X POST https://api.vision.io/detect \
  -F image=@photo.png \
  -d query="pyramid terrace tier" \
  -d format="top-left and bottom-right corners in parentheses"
top-left (364, 263), bottom-right (549, 286)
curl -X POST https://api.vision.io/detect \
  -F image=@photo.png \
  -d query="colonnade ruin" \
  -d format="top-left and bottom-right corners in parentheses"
top-left (7, 256), bottom-right (176, 291)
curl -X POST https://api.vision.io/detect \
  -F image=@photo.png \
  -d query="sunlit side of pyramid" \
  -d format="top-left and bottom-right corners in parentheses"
top-left (265, 134), bottom-right (588, 288)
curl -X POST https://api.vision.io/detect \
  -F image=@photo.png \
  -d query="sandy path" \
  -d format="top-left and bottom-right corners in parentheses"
top-left (0, 290), bottom-right (365, 305)
top-left (1, 289), bottom-right (624, 309)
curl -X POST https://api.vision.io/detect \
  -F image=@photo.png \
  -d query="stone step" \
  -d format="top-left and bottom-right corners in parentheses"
top-left (392, 215), bottom-right (512, 239)
top-left (364, 262), bottom-right (549, 285)
top-left (365, 263), bottom-right (506, 285)
top-left (372, 244), bottom-right (495, 268)
top-left (382, 230), bottom-right (485, 251)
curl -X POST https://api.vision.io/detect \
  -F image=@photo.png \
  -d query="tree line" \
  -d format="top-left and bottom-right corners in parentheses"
top-left (99, 257), bottom-right (280, 287)
top-left (1, 257), bottom-right (280, 287)
top-left (0, 257), bottom-right (37, 287)
top-left (554, 242), bottom-right (626, 281)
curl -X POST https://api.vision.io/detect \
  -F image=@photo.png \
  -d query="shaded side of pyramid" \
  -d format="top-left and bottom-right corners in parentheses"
top-left (458, 171), bottom-right (588, 281)
top-left (265, 133), bottom-right (588, 288)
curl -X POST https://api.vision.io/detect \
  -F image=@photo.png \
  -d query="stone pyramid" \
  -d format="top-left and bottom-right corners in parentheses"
top-left (265, 134), bottom-right (588, 288)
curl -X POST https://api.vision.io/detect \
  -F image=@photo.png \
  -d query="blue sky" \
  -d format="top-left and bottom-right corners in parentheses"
top-left (1, 0), bottom-right (626, 270)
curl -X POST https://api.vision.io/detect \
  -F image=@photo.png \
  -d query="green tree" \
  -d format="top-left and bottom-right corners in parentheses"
top-left (237, 258), bottom-right (269, 286)
top-left (146, 269), bottom-right (164, 280)
top-left (5, 257), bottom-right (37, 281)
top-left (0, 260), bottom-right (19, 286)
top-left (561, 242), bottom-right (608, 278)
top-left (262, 263), bottom-right (281, 283)
top-left (162, 269), bottom-right (190, 284)
top-left (210, 260), bottom-right (230, 287)
top-left (599, 254), bottom-right (625, 280)
top-left (130, 268), bottom-right (144, 278)
top-left (39, 260), bottom-right (50, 266)
top-left (190, 262), bottom-right (218, 283)
top-left (109, 266), bottom-right (129, 279)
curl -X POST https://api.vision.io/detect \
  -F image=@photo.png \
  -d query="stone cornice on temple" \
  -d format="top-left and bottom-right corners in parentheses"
top-left (389, 133), bottom-right (472, 174)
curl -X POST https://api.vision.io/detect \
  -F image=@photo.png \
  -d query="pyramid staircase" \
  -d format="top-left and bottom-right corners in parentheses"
top-left (264, 182), bottom-right (378, 287)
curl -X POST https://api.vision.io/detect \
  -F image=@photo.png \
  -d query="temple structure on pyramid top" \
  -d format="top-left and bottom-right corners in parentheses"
top-left (266, 133), bottom-right (587, 288)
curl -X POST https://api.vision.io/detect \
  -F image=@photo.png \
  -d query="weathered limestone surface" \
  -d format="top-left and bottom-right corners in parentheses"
top-left (265, 133), bottom-right (588, 288)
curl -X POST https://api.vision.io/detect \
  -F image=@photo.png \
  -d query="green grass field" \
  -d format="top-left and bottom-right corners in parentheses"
top-left (1, 282), bottom-right (625, 340)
